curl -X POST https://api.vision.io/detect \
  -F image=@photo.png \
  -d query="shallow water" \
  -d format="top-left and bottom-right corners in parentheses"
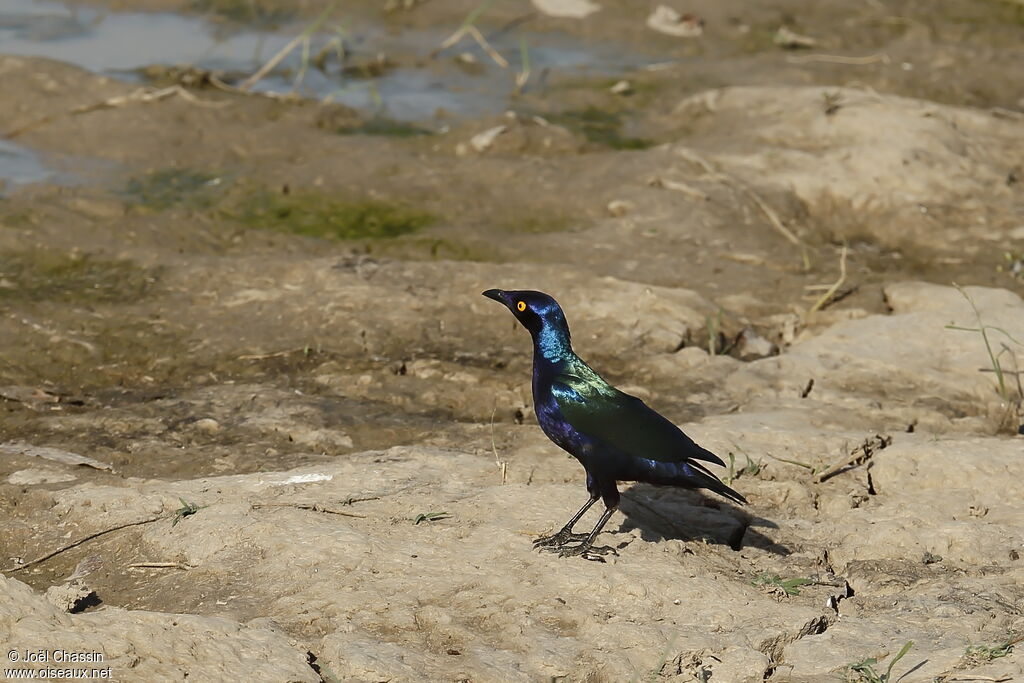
top-left (0, 140), bottom-right (53, 191)
top-left (0, 0), bottom-right (641, 121)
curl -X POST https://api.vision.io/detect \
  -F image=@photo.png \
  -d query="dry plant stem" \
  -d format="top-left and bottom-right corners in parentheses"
top-left (814, 453), bottom-right (868, 483)
top-left (764, 451), bottom-right (815, 470)
top-left (440, 0), bottom-right (497, 49)
top-left (649, 176), bottom-right (710, 200)
top-left (2, 515), bottom-right (166, 573)
top-left (238, 35), bottom-right (303, 90)
top-left (466, 25), bottom-right (509, 68)
top-left (238, 347), bottom-right (310, 360)
top-left (436, 0), bottom-right (508, 68)
top-left (786, 53), bottom-right (891, 65)
top-left (238, 3), bottom-right (338, 92)
top-left (948, 283), bottom-right (1021, 401)
top-left (809, 245), bottom-right (849, 314)
top-left (250, 502), bottom-right (367, 518)
top-left (814, 442), bottom-right (880, 483)
top-left (489, 406), bottom-right (508, 484)
top-left (675, 147), bottom-right (810, 268)
top-left (515, 37), bottom-right (530, 92)
top-left (127, 562), bottom-right (194, 570)
top-left (743, 188), bottom-right (810, 269)
top-left (5, 86), bottom-right (223, 138)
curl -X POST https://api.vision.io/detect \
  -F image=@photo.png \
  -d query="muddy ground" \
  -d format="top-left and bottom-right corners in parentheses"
top-left (1, 0), bottom-right (1023, 681)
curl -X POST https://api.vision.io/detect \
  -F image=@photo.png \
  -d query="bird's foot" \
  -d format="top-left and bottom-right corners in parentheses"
top-left (533, 530), bottom-right (589, 548)
top-left (542, 542), bottom-right (619, 563)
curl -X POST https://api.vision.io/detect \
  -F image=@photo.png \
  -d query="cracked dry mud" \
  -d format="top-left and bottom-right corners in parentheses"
top-left (1, 0), bottom-right (1024, 681)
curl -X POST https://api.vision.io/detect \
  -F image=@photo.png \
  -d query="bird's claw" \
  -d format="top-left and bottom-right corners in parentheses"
top-left (540, 542), bottom-right (618, 562)
top-left (533, 530), bottom-right (589, 548)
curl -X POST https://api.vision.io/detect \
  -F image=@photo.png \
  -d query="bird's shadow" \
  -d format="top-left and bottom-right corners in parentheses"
top-left (615, 483), bottom-right (790, 556)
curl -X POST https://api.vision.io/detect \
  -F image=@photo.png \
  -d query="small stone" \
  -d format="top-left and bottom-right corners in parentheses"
top-left (609, 80), bottom-right (633, 96)
top-left (774, 26), bottom-right (817, 49)
top-left (45, 580), bottom-right (96, 613)
top-left (194, 418), bottom-right (221, 434)
top-left (735, 327), bottom-right (778, 361)
top-left (607, 200), bottom-right (633, 217)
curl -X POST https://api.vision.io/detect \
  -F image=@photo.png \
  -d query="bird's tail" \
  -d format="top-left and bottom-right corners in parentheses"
top-left (679, 460), bottom-right (747, 505)
top-left (631, 457), bottom-right (748, 505)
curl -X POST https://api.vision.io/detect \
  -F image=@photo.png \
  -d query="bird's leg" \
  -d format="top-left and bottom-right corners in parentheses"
top-left (533, 495), bottom-right (599, 548)
top-left (545, 506), bottom-right (619, 562)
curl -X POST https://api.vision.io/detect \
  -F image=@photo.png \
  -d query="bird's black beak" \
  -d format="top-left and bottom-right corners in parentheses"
top-left (482, 289), bottom-right (507, 305)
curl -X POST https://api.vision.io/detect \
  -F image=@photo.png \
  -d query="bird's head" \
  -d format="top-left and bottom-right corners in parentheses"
top-left (482, 289), bottom-right (571, 342)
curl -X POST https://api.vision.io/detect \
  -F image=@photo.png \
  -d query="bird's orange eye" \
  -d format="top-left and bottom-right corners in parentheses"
top-left (517, 301), bottom-right (527, 312)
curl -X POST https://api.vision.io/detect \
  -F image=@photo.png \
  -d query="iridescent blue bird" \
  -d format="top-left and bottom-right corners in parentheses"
top-left (483, 289), bottom-right (746, 561)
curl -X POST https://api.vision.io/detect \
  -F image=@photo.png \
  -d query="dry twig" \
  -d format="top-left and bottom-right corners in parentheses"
top-left (127, 562), bottom-right (194, 570)
top-left (808, 245), bottom-right (849, 314)
top-left (2, 515), bottom-right (166, 573)
top-left (489, 406), bottom-right (508, 484)
top-left (238, 347), bottom-right (311, 361)
top-left (237, 3), bottom-right (339, 92)
top-left (675, 147), bottom-right (809, 268)
top-left (6, 86), bottom-right (225, 138)
top-left (786, 53), bottom-right (891, 65)
top-left (814, 435), bottom-right (892, 483)
top-left (250, 501), bottom-right (374, 518)
top-left (441, 24), bottom-right (508, 68)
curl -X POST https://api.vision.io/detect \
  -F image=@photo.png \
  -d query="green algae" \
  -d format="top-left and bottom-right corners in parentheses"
top-left (189, 0), bottom-right (294, 26)
top-left (231, 189), bottom-right (436, 240)
top-left (0, 251), bottom-right (155, 303)
top-left (121, 169), bottom-right (224, 211)
top-left (547, 107), bottom-right (653, 150)
top-left (334, 118), bottom-right (434, 138)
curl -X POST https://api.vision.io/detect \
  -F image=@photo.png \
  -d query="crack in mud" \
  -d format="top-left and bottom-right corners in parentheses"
top-left (759, 614), bottom-right (834, 675)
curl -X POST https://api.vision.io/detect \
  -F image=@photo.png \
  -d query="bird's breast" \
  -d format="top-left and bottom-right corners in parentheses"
top-left (533, 388), bottom-right (583, 455)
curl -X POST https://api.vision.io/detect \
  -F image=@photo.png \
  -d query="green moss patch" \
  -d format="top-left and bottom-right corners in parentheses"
top-left (189, 0), bottom-right (294, 26)
top-left (0, 251), bottom-right (155, 303)
top-left (335, 117), bottom-right (434, 138)
top-left (231, 189), bottom-right (435, 240)
top-left (547, 107), bottom-right (653, 150)
top-left (121, 169), bottom-right (224, 211)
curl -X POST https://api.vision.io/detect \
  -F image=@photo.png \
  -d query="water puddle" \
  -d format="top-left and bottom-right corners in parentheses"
top-left (0, 0), bottom-right (643, 121)
top-left (0, 140), bottom-right (54, 193)
top-left (0, 140), bottom-right (116, 194)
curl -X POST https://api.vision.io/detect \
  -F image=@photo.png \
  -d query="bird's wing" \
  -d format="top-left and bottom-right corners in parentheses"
top-left (551, 367), bottom-right (725, 467)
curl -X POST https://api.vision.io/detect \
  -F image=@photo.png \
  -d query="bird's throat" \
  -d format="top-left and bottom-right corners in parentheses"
top-left (533, 324), bottom-right (573, 364)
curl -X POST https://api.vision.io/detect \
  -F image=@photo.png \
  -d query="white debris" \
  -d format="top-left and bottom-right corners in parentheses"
top-left (469, 125), bottom-right (508, 152)
top-left (278, 473), bottom-right (333, 485)
top-left (646, 6), bottom-right (704, 37)
top-left (531, 0), bottom-right (601, 19)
